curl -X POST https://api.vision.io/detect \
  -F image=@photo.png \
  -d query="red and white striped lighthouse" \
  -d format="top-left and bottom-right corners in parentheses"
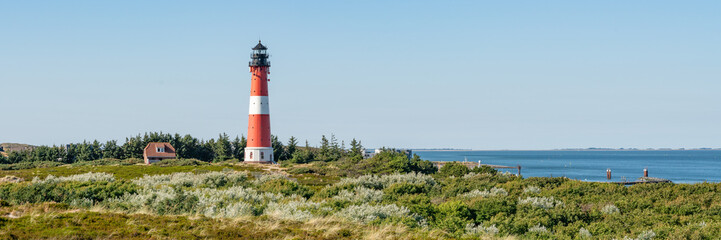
top-left (245, 41), bottom-right (273, 163)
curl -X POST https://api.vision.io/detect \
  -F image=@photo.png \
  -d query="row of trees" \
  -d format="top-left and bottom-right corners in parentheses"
top-left (0, 132), bottom-right (365, 165)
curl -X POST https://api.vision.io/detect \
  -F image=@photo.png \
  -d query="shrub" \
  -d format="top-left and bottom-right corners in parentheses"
top-left (470, 165), bottom-right (497, 175)
top-left (152, 187), bottom-right (198, 215)
top-left (335, 203), bottom-right (415, 225)
top-left (203, 202), bottom-right (253, 218)
top-left (468, 198), bottom-right (516, 222)
top-left (287, 167), bottom-right (313, 174)
top-left (524, 186), bottom-right (541, 194)
top-left (601, 204), bottom-right (620, 215)
top-left (33, 172), bottom-right (116, 183)
top-left (437, 162), bottom-right (469, 178)
top-left (258, 178), bottom-right (313, 198)
top-left (579, 227), bottom-right (592, 238)
top-left (252, 173), bottom-right (287, 185)
top-left (333, 187), bottom-right (383, 203)
top-left (264, 200), bottom-right (330, 221)
top-left (518, 196), bottom-right (564, 209)
top-left (71, 158), bottom-right (143, 166)
top-left (637, 230), bottom-right (656, 240)
top-left (334, 172), bottom-right (436, 190)
top-left (0, 161), bottom-right (64, 170)
top-left (152, 158), bottom-right (208, 166)
top-left (464, 223), bottom-right (499, 237)
top-left (394, 194), bottom-right (435, 220)
top-left (461, 187), bottom-right (508, 198)
top-left (434, 201), bottom-right (473, 237)
top-left (132, 171), bottom-right (247, 189)
top-left (383, 183), bottom-right (428, 201)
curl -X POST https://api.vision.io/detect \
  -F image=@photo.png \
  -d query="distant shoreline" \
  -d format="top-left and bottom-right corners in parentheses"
top-left (413, 148), bottom-right (721, 151)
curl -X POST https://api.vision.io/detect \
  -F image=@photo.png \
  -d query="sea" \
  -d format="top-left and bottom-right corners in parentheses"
top-left (413, 150), bottom-right (721, 184)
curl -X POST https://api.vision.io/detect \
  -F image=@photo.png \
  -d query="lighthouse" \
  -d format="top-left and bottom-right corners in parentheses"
top-left (244, 41), bottom-right (273, 163)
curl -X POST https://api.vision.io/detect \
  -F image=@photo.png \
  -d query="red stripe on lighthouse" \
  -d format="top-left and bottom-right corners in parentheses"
top-left (247, 114), bottom-right (271, 147)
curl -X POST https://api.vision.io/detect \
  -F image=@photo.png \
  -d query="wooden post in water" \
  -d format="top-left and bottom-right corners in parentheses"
top-left (644, 168), bottom-right (648, 177)
top-left (517, 165), bottom-right (521, 176)
top-left (606, 168), bottom-right (612, 180)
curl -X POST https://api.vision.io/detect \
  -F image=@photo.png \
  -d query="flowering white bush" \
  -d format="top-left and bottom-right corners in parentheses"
top-left (461, 187), bottom-right (508, 198)
top-left (203, 202), bottom-right (254, 218)
top-left (252, 173), bottom-right (288, 185)
top-left (33, 172), bottom-right (115, 183)
top-left (132, 171), bottom-right (247, 189)
top-left (528, 224), bottom-right (548, 233)
top-left (335, 203), bottom-right (412, 224)
top-left (189, 186), bottom-right (282, 206)
top-left (519, 196), bottom-right (564, 209)
top-left (264, 199), bottom-right (331, 221)
top-left (618, 230), bottom-right (656, 240)
top-left (637, 230), bottom-right (656, 240)
top-left (335, 172), bottom-right (436, 189)
top-left (105, 186), bottom-right (177, 210)
top-left (602, 204), bottom-right (620, 214)
top-left (70, 198), bottom-right (95, 208)
top-left (333, 187), bottom-right (384, 203)
top-left (464, 223), bottom-right (499, 236)
top-left (523, 186), bottom-right (541, 194)
top-left (579, 228), bottom-right (592, 238)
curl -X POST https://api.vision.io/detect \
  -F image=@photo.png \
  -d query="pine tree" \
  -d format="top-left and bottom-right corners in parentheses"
top-left (214, 133), bottom-right (232, 161)
top-left (270, 135), bottom-right (284, 162)
top-left (350, 138), bottom-right (362, 157)
top-left (319, 135), bottom-right (329, 159)
top-left (287, 136), bottom-right (298, 156)
top-left (231, 135), bottom-right (246, 160)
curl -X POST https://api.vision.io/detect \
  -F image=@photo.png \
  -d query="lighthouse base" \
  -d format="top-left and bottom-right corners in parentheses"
top-left (244, 147), bottom-right (274, 163)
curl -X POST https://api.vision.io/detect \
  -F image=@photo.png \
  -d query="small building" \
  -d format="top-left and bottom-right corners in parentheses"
top-left (143, 142), bottom-right (176, 164)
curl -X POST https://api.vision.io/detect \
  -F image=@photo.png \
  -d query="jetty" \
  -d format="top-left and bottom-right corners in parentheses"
top-left (611, 177), bottom-right (672, 185)
top-left (432, 161), bottom-right (516, 169)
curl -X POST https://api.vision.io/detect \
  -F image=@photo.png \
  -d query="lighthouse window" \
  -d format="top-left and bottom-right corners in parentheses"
top-left (261, 152), bottom-right (265, 159)
top-left (249, 152), bottom-right (253, 159)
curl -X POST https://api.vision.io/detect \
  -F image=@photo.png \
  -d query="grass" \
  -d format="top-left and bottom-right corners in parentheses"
top-left (0, 162), bottom-right (273, 180)
top-left (4, 157), bottom-right (719, 239)
top-left (0, 203), bottom-right (439, 240)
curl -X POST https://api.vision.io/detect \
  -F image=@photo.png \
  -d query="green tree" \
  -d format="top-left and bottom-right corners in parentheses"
top-left (231, 135), bottom-right (246, 160)
top-left (7, 151), bottom-right (28, 163)
top-left (349, 138), bottom-right (362, 158)
top-left (319, 135), bottom-right (330, 160)
top-left (271, 135), bottom-right (284, 162)
top-left (175, 134), bottom-right (198, 159)
top-left (103, 140), bottom-right (122, 159)
top-left (198, 139), bottom-right (215, 161)
top-left (330, 134), bottom-right (341, 160)
top-left (286, 136), bottom-right (298, 157)
top-left (213, 133), bottom-right (232, 161)
top-left (410, 154), bottom-right (438, 174)
top-left (122, 135), bottom-right (145, 159)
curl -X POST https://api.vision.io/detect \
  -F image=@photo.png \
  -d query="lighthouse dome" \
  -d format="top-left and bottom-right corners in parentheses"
top-left (253, 40), bottom-right (267, 50)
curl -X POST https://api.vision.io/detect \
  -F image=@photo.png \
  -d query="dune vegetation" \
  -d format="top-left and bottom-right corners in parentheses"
top-left (1, 154), bottom-right (720, 239)
top-left (1, 133), bottom-right (720, 239)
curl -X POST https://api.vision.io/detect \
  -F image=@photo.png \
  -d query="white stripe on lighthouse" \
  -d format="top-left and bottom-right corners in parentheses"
top-left (248, 96), bottom-right (270, 115)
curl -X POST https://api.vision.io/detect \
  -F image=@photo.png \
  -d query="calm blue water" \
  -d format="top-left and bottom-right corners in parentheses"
top-left (413, 150), bottom-right (721, 183)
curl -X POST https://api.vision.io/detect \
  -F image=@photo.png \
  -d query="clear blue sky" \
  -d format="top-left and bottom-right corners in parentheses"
top-left (1, 1), bottom-right (720, 150)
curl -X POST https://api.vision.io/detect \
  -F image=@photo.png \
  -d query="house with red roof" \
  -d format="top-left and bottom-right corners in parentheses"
top-left (143, 142), bottom-right (176, 164)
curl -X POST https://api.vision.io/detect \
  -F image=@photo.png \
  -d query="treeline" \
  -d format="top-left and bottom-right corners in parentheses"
top-left (0, 132), bottom-right (365, 165)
